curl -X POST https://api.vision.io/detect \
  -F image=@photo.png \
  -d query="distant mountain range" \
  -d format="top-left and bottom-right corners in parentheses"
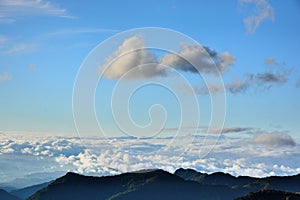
top-left (0, 189), bottom-right (20, 200)
top-left (1, 168), bottom-right (299, 200)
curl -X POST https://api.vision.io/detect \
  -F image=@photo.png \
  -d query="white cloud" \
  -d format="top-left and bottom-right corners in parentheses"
top-left (0, 0), bottom-right (71, 23)
top-left (99, 36), bottom-right (236, 80)
top-left (100, 36), bottom-right (163, 80)
top-left (0, 131), bottom-right (299, 188)
top-left (240, 0), bottom-right (275, 33)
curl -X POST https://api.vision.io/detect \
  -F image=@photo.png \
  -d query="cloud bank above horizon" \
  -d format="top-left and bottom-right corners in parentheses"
top-left (0, 130), bottom-right (299, 188)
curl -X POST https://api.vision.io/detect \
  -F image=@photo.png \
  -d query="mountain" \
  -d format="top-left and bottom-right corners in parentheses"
top-left (0, 189), bottom-right (20, 200)
top-left (21, 168), bottom-right (300, 200)
top-left (175, 168), bottom-right (256, 187)
top-left (0, 171), bottom-right (65, 190)
top-left (10, 181), bottom-right (52, 200)
top-left (235, 190), bottom-right (300, 200)
top-left (175, 168), bottom-right (300, 193)
top-left (28, 169), bottom-right (245, 200)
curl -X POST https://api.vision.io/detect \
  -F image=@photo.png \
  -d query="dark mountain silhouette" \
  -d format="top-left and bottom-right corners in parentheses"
top-left (235, 189), bottom-right (300, 200)
top-left (28, 169), bottom-right (245, 200)
top-left (175, 168), bottom-right (256, 187)
top-left (175, 168), bottom-right (300, 193)
top-left (10, 181), bottom-right (52, 200)
top-left (0, 189), bottom-right (20, 200)
top-left (17, 168), bottom-right (299, 200)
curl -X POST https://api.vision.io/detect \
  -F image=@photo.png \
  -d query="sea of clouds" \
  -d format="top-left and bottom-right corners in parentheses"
top-left (0, 130), bottom-right (299, 189)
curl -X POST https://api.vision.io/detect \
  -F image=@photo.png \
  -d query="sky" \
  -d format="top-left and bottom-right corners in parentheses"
top-left (0, 0), bottom-right (300, 188)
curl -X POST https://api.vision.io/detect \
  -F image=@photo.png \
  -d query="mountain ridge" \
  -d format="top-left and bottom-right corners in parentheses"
top-left (1, 168), bottom-right (299, 200)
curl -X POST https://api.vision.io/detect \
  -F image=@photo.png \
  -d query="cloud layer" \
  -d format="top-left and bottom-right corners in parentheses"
top-left (0, 131), bottom-right (299, 188)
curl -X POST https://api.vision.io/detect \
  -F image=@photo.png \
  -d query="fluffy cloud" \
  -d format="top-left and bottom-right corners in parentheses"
top-left (160, 45), bottom-right (235, 74)
top-left (240, 0), bottom-right (275, 33)
top-left (251, 132), bottom-right (296, 147)
top-left (100, 36), bottom-right (163, 80)
top-left (99, 36), bottom-right (236, 80)
top-left (100, 36), bottom-right (291, 95)
top-left (0, 0), bottom-right (70, 23)
top-left (0, 73), bottom-right (11, 83)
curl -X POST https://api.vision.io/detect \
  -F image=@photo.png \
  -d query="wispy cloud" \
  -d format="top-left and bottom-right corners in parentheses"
top-left (45, 28), bottom-right (120, 36)
top-left (219, 127), bottom-right (254, 134)
top-left (0, 0), bottom-right (72, 23)
top-left (0, 42), bottom-right (36, 55)
top-left (162, 126), bottom-right (254, 134)
top-left (0, 72), bottom-right (11, 83)
top-left (184, 58), bottom-right (291, 95)
top-left (240, 0), bottom-right (275, 34)
top-left (0, 34), bottom-right (36, 55)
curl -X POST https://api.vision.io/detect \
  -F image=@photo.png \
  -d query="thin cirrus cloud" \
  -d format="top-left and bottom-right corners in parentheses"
top-left (1, 43), bottom-right (36, 55)
top-left (0, 0), bottom-right (72, 23)
top-left (239, 0), bottom-right (275, 34)
top-left (99, 35), bottom-right (236, 80)
top-left (45, 28), bottom-right (120, 37)
top-left (0, 35), bottom-right (36, 55)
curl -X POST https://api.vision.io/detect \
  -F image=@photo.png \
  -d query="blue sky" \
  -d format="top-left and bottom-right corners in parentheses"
top-left (0, 0), bottom-right (300, 185)
top-left (1, 0), bottom-right (299, 137)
